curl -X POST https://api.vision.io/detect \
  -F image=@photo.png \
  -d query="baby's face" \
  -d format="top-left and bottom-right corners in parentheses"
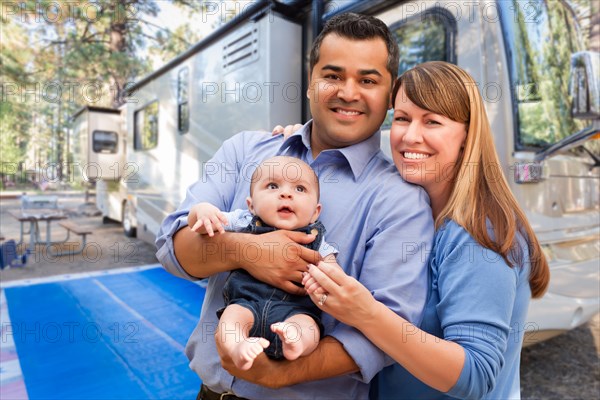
top-left (248, 160), bottom-right (321, 230)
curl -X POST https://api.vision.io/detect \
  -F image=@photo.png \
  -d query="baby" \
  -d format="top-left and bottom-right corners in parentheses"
top-left (188, 156), bottom-right (336, 370)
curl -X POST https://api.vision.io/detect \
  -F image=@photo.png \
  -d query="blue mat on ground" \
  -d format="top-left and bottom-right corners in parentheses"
top-left (3, 266), bottom-right (204, 399)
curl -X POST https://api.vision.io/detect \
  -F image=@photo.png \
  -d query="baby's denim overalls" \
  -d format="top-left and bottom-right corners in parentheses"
top-left (218, 217), bottom-right (326, 359)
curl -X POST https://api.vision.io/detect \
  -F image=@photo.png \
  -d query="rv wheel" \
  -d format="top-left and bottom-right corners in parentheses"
top-left (122, 201), bottom-right (137, 238)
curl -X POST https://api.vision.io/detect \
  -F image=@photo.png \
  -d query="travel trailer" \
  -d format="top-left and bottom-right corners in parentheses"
top-left (74, 0), bottom-right (599, 343)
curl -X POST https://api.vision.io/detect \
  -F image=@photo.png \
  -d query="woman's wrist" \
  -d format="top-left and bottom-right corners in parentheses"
top-left (353, 296), bottom-right (386, 331)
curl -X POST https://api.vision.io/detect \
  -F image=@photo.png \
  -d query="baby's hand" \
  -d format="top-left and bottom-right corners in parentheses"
top-left (188, 203), bottom-right (229, 236)
top-left (302, 254), bottom-right (337, 295)
top-left (302, 270), bottom-right (326, 295)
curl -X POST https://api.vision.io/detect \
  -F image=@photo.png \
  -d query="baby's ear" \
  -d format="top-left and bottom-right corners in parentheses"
top-left (312, 203), bottom-right (322, 222)
top-left (246, 197), bottom-right (255, 215)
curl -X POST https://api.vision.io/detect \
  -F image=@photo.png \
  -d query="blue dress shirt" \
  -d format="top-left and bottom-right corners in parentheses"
top-left (156, 121), bottom-right (434, 399)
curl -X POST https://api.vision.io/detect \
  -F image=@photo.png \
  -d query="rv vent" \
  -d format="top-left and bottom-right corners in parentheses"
top-left (223, 27), bottom-right (259, 73)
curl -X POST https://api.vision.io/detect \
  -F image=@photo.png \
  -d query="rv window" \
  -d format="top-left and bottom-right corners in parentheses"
top-left (381, 9), bottom-right (456, 129)
top-left (500, 0), bottom-right (594, 150)
top-left (92, 131), bottom-right (118, 153)
top-left (134, 101), bottom-right (159, 150)
top-left (178, 67), bottom-right (189, 134)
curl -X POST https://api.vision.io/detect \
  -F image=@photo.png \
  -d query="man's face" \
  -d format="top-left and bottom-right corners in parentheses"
top-left (308, 34), bottom-right (392, 155)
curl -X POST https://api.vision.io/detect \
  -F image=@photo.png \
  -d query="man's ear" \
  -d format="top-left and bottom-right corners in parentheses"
top-left (246, 197), bottom-right (256, 215)
top-left (311, 203), bottom-right (322, 223)
top-left (307, 71), bottom-right (313, 99)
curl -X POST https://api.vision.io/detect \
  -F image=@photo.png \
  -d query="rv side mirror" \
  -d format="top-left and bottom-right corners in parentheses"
top-left (570, 51), bottom-right (600, 119)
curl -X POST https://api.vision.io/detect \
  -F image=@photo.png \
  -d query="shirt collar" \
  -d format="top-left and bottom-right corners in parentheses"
top-left (278, 120), bottom-right (382, 180)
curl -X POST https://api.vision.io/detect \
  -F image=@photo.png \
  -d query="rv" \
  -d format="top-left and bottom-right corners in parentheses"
top-left (74, 0), bottom-right (599, 343)
top-left (71, 106), bottom-right (130, 227)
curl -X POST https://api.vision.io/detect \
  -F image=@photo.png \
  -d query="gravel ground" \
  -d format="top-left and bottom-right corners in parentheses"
top-left (0, 193), bottom-right (158, 281)
top-left (521, 313), bottom-right (599, 399)
top-left (1, 192), bottom-right (598, 398)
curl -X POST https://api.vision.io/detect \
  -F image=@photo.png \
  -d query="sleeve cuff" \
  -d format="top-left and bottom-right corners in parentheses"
top-left (328, 324), bottom-right (387, 383)
top-left (319, 240), bottom-right (338, 258)
top-left (155, 215), bottom-right (199, 281)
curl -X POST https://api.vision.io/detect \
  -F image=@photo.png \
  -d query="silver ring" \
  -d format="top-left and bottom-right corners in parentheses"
top-left (318, 293), bottom-right (328, 307)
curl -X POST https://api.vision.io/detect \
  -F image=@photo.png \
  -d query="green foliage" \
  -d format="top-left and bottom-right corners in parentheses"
top-left (2, 0), bottom-right (210, 177)
top-left (149, 24), bottom-right (201, 62)
top-left (0, 102), bottom-right (28, 165)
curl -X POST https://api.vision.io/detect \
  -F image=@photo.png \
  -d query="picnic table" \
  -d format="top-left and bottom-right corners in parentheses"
top-left (9, 195), bottom-right (92, 256)
top-left (9, 208), bottom-right (67, 254)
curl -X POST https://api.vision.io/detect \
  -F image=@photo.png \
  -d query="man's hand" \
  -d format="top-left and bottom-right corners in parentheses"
top-left (188, 202), bottom-right (229, 236)
top-left (216, 334), bottom-right (281, 388)
top-left (216, 331), bottom-right (358, 388)
top-left (173, 224), bottom-right (320, 288)
top-left (239, 230), bottom-right (321, 295)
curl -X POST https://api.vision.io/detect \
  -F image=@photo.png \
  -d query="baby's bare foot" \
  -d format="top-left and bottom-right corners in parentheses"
top-left (230, 337), bottom-right (269, 370)
top-left (271, 322), bottom-right (308, 361)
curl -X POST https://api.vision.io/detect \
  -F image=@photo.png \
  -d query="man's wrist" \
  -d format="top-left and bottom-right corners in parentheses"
top-left (216, 231), bottom-right (253, 270)
top-left (173, 228), bottom-right (246, 277)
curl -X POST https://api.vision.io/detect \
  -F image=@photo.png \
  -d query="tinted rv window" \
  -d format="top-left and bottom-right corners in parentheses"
top-left (500, 0), bottom-right (593, 149)
top-left (394, 11), bottom-right (454, 73)
top-left (178, 67), bottom-right (190, 134)
top-left (382, 9), bottom-right (456, 130)
top-left (134, 101), bottom-right (159, 150)
top-left (92, 130), bottom-right (118, 153)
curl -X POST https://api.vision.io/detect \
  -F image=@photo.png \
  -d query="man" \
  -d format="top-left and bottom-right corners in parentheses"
top-left (156, 12), bottom-right (433, 399)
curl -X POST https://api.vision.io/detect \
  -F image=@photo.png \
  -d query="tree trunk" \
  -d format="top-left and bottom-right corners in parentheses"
top-left (109, 0), bottom-right (129, 108)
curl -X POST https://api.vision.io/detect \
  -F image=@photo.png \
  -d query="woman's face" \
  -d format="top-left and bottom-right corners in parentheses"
top-left (390, 87), bottom-right (467, 194)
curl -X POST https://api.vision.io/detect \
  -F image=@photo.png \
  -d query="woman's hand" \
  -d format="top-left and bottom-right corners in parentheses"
top-left (302, 260), bottom-right (378, 328)
top-left (272, 123), bottom-right (303, 139)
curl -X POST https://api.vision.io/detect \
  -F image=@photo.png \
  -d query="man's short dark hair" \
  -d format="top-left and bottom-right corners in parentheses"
top-left (309, 13), bottom-right (399, 84)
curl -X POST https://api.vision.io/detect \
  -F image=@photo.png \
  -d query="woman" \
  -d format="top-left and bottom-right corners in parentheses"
top-left (301, 61), bottom-right (550, 399)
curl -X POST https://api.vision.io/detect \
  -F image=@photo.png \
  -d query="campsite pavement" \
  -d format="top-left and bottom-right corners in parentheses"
top-left (1, 191), bottom-right (598, 399)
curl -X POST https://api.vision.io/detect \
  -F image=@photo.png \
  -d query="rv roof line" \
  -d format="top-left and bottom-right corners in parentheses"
top-left (126, 0), bottom-right (307, 95)
top-left (322, 0), bottom-right (399, 20)
top-left (70, 105), bottom-right (121, 120)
